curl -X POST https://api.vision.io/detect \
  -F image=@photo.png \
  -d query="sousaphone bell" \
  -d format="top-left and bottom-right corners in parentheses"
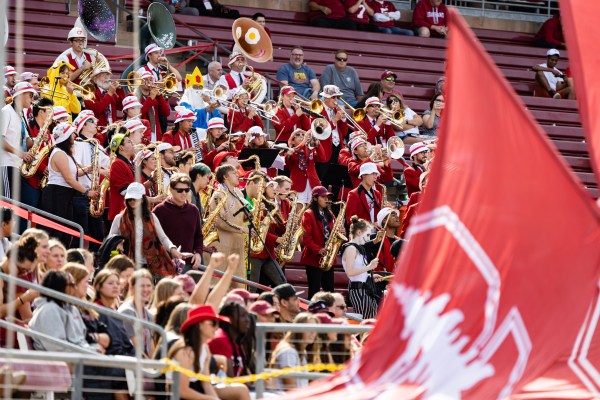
top-left (232, 18), bottom-right (272, 63)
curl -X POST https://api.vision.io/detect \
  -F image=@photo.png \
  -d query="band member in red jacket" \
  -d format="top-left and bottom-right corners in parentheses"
top-left (273, 86), bottom-right (311, 143)
top-left (404, 142), bottom-right (429, 196)
top-left (122, 95), bottom-right (151, 144)
top-left (315, 85), bottom-right (350, 179)
top-left (285, 129), bottom-right (327, 203)
top-left (345, 162), bottom-right (382, 225)
top-left (365, 207), bottom-right (400, 273)
top-left (300, 186), bottom-right (336, 298)
top-left (83, 68), bottom-right (125, 133)
top-left (228, 88), bottom-right (264, 133)
top-left (355, 97), bottom-right (395, 146)
top-left (162, 107), bottom-right (198, 152)
top-left (347, 138), bottom-right (393, 187)
top-left (136, 70), bottom-right (170, 142)
top-left (108, 133), bottom-right (136, 222)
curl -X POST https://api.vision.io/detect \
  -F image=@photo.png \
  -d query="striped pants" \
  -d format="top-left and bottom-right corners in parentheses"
top-left (348, 282), bottom-right (379, 319)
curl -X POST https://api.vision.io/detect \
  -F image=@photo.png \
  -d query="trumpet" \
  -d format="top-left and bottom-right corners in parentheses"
top-left (339, 98), bottom-right (366, 122)
top-left (154, 73), bottom-right (180, 98)
top-left (248, 100), bottom-right (280, 123)
top-left (69, 80), bottom-right (96, 101)
top-left (291, 97), bottom-right (323, 118)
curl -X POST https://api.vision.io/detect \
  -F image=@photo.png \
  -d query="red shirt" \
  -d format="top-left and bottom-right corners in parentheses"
top-left (346, 0), bottom-right (370, 24)
top-left (285, 144), bottom-right (326, 193)
top-left (534, 14), bottom-right (564, 46)
top-left (308, 0), bottom-right (348, 21)
top-left (139, 94), bottom-right (171, 141)
top-left (228, 107), bottom-right (264, 133)
top-left (208, 328), bottom-right (246, 377)
top-left (412, 0), bottom-right (448, 28)
top-left (162, 129), bottom-right (194, 151)
top-left (84, 87), bottom-right (126, 131)
top-left (108, 155), bottom-right (135, 221)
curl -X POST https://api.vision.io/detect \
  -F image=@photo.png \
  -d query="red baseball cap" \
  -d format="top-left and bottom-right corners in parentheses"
top-left (230, 288), bottom-right (259, 300)
top-left (248, 300), bottom-right (279, 316)
top-left (311, 186), bottom-right (332, 197)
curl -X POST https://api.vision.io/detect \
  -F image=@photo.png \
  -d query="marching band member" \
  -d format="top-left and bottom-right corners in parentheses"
top-left (301, 186), bottom-right (336, 298)
top-left (228, 88), bottom-right (264, 134)
top-left (347, 138), bottom-right (393, 187)
top-left (356, 97), bottom-right (395, 146)
top-left (248, 177), bottom-right (286, 289)
top-left (365, 207), bottom-right (400, 273)
top-left (273, 86), bottom-right (311, 143)
top-left (179, 66), bottom-right (221, 131)
top-left (122, 95), bottom-right (151, 144)
top-left (217, 52), bottom-right (247, 98)
top-left (107, 133), bottom-right (136, 222)
top-left (84, 67), bottom-right (125, 130)
top-left (72, 110), bottom-right (111, 248)
top-left (3, 66), bottom-right (17, 99)
top-left (189, 162), bottom-right (212, 214)
top-left (134, 148), bottom-right (167, 206)
top-left (0, 82), bottom-right (36, 198)
top-left (285, 129), bottom-right (326, 203)
top-left (338, 131), bottom-right (369, 168)
top-left (137, 43), bottom-right (183, 84)
top-left (20, 73), bottom-right (40, 119)
top-left (44, 61), bottom-right (81, 117)
top-left (316, 85), bottom-right (350, 178)
top-left (22, 98), bottom-right (55, 210)
top-left (203, 61), bottom-right (223, 91)
top-left (53, 27), bottom-right (95, 84)
top-left (157, 142), bottom-right (181, 194)
top-left (162, 107), bottom-right (198, 152)
top-left (273, 175), bottom-right (293, 224)
top-left (41, 122), bottom-right (99, 247)
top-left (200, 117), bottom-right (234, 169)
top-left (210, 164), bottom-right (248, 286)
top-left (52, 106), bottom-right (70, 124)
top-left (124, 119), bottom-right (148, 147)
top-left (345, 162), bottom-right (382, 225)
top-left (243, 126), bottom-right (284, 178)
top-left (175, 151), bottom-right (195, 175)
top-left (136, 70), bottom-right (170, 142)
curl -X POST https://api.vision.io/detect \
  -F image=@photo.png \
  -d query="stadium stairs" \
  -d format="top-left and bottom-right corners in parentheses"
top-left (9, 0), bottom-right (594, 299)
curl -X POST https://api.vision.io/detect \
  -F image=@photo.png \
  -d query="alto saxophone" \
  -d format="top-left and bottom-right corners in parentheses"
top-left (203, 189), bottom-right (228, 247)
top-left (319, 201), bottom-right (348, 271)
top-left (201, 173), bottom-right (216, 219)
top-left (21, 107), bottom-right (54, 178)
top-left (276, 192), bottom-right (306, 265)
top-left (250, 197), bottom-right (278, 254)
top-left (154, 146), bottom-right (165, 196)
top-left (82, 138), bottom-right (105, 217)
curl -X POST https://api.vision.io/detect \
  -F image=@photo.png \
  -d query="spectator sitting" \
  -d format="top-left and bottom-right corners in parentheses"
top-left (355, 82), bottom-right (384, 109)
top-left (345, 0), bottom-right (375, 31)
top-left (151, 278), bottom-right (185, 314)
top-left (118, 269), bottom-right (155, 357)
top-left (308, 0), bottom-right (357, 30)
top-left (319, 50), bottom-right (364, 107)
top-left (413, 0), bottom-right (448, 38)
top-left (273, 283), bottom-right (303, 323)
top-left (386, 93), bottom-right (423, 142)
top-left (532, 49), bottom-right (572, 99)
top-left (379, 70), bottom-right (403, 101)
top-left (252, 13), bottom-right (271, 37)
top-left (421, 93), bottom-right (444, 137)
top-left (188, 0), bottom-right (240, 19)
top-left (152, 0), bottom-right (199, 15)
top-left (0, 208), bottom-right (13, 259)
top-left (44, 239), bottom-right (67, 273)
top-left (277, 46), bottom-right (320, 100)
top-left (371, 0), bottom-right (414, 35)
top-left (533, 13), bottom-right (564, 49)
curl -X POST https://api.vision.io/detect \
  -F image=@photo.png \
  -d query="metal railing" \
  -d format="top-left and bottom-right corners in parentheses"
top-left (254, 322), bottom-right (372, 398)
top-left (0, 271), bottom-right (169, 358)
top-left (0, 349), bottom-right (179, 399)
top-left (445, 0), bottom-right (558, 22)
top-left (0, 195), bottom-right (86, 248)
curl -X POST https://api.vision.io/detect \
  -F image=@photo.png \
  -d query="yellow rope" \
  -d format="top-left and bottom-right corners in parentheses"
top-left (160, 358), bottom-right (344, 384)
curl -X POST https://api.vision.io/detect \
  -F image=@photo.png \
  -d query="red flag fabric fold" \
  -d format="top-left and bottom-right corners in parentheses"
top-left (278, 7), bottom-right (600, 400)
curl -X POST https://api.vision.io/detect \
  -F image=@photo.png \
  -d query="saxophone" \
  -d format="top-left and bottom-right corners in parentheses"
top-left (82, 138), bottom-right (106, 217)
top-left (319, 201), bottom-right (348, 271)
top-left (276, 192), bottom-right (306, 265)
top-left (203, 189), bottom-right (228, 247)
top-left (201, 173), bottom-right (216, 220)
top-left (250, 197), bottom-right (278, 254)
top-left (378, 182), bottom-right (390, 208)
top-left (155, 146), bottom-right (165, 195)
top-left (20, 107), bottom-right (54, 178)
top-left (245, 176), bottom-right (265, 253)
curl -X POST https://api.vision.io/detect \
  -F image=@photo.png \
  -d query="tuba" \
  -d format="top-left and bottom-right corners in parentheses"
top-left (203, 189), bottom-right (228, 246)
top-left (319, 201), bottom-right (348, 271)
top-left (21, 107), bottom-right (53, 178)
top-left (276, 192), bottom-right (306, 265)
top-left (310, 118), bottom-right (332, 141)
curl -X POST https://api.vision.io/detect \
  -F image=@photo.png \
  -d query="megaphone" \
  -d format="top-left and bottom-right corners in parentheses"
top-left (77, 0), bottom-right (116, 42)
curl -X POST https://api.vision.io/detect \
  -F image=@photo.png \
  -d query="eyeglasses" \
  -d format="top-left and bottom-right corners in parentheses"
top-left (384, 76), bottom-right (396, 82)
top-left (85, 119), bottom-right (95, 124)
top-left (336, 57), bottom-right (348, 62)
top-left (390, 98), bottom-right (400, 103)
top-left (291, 53), bottom-right (304, 57)
top-left (336, 304), bottom-right (347, 310)
top-left (173, 187), bottom-right (191, 193)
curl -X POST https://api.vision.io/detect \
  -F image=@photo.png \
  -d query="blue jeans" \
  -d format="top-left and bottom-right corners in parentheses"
top-left (376, 26), bottom-right (415, 36)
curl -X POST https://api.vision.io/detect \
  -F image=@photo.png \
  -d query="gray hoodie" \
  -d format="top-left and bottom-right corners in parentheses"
top-left (29, 297), bottom-right (100, 352)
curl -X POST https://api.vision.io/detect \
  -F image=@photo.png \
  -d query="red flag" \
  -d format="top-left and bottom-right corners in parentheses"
top-left (560, 1), bottom-right (600, 179)
top-left (278, 8), bottom-right (600, 400)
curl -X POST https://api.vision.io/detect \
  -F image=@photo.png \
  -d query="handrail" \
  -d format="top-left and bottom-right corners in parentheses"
top-left (0, 271), bottom-right (169, 358)
top-left (0, 195), bottom-right (85, 248)
top-left (0, 319), bottom-right (98, 355)
top-left (254, 322), bottom-right (372, 398)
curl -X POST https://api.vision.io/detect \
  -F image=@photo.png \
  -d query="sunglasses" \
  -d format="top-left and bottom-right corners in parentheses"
top-left (173, 187), bottom-right (191, 193)
top-left (336, 57), bottom-right (348, 62)
top-left (85, 119), bottom-right (95, 124)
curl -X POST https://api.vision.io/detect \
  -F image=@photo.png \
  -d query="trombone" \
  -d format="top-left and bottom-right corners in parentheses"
top-left (291, 96), bottom-right (324, 118)
top-left (109, 71), bottom-right (143, 92)
top-left (339, 98), bottom-right (366, 122)
top-left (248, 100), bottom-right (280, 123)
top-left (377, 107), bottom-right (406, 127)
top-left (154, 73), bottom-right (180, 98)
top-left (39, 76), bottom-right (94, 101)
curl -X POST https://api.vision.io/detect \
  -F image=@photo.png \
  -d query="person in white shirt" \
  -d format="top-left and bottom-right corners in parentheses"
top-left (532, 48), bottom-right (572, 99)
top-left (136, 43), bottom-right (183, 84)
top-left (217, 52), bottom-right (247, 99)
top-left (202, 61), bottom-right (223, 91)
top-left (72, 110), bottom-right (111, 249)
top-left (0, 82), bottom-right (36, 198)
top-left (3, 66), bottom-right (17, 99)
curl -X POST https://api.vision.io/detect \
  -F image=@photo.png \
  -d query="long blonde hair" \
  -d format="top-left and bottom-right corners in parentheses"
top-left (151, 278), bottom-right (182, 310)
top-left (61, 262), bottom-right (98, 318)
top-left (269, 312), bottom-right (321, 367)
